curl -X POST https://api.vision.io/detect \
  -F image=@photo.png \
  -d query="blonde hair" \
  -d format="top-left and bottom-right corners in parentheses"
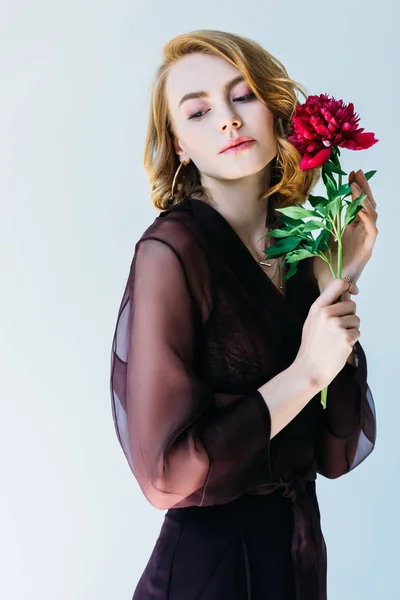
top-left (143, 29), bottom-right (321, 227)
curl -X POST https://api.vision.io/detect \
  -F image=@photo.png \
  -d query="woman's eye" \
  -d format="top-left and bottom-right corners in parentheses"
top-left (188, 92), bottom-right (256, 120)
top-left (234, 92), bottom-right (256, 103)
top-left (188, 109), bottom-right (207, 120)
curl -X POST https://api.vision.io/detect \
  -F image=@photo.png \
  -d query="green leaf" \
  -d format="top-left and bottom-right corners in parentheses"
top-left (273, 214), bottom-right (304, 228)
top-left (324, 161), bottom-right (347, 176)
top-left (279, 222), bottom-right (315, 237)
top-left (320, 229), bottom-right (334, 252)
top-left (266, 223), bottom-right (314, 240)
top-left (314, 204), bottom-right (328, 217)
top-left (322, 165), bottom-right (337, 186)
top-left (322, 169), bottom-right (338, 200)
top-left (331, 145), bottom-right (339, 157)
top-left (284, 247), bottom-right (316, 262)
top-left (335, 183), bottom-right (352, 197)
top-left (275, 205), bottom-right (317, 219)
top-left (326, 178), bottom-right (337, 201)
top-left (302, 220), bottom-right (325, 233)
top-left (363, 169), bottom-right (377, 181)
top-left (325, 196), bottom-right (343, 221)
top-left (308, 194), bottom-right (328, 208)
top-left (345, 205), bottom-right (364, 227)
top-left (283, 261), bottom-right (299, 281)
top-left (345, 189), bottom-right (367, 208)
top-left (312, 228), bottom-right (332, 254)
top-left (263, 235), bottom-right (303, 258)
top-left (265, 227), bottom-right (294, 238)
top-left (281, 250), bottom-right (297, 264)
top-left (342, 196), bottom-right (365, 228)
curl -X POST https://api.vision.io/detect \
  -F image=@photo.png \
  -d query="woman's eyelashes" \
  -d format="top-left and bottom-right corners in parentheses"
top-left (187, 92), bottom-right (256, 120)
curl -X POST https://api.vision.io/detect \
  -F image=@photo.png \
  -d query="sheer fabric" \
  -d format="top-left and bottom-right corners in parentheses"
top-left (110, 196), bottom-right (376, 599)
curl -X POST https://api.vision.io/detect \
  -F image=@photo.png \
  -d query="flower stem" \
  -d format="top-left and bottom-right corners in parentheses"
top-left (320, 153), bottom-right (344, 409)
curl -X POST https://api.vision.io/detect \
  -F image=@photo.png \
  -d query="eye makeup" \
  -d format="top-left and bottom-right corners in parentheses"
top-left (187, 91), bottom-right (256, 120)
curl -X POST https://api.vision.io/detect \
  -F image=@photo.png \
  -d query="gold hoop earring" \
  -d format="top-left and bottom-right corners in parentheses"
top-left (171, 160), bottom-right (190, 200)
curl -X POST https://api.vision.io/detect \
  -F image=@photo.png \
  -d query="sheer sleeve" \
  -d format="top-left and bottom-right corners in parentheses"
top-left (315, 340), bottom-right (377, 479)
top-left (110, 234), bottom-right (273, 510)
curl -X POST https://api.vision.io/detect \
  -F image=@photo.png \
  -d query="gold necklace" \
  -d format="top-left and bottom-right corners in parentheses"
top-left (245, 228), bottom-right (284, 292)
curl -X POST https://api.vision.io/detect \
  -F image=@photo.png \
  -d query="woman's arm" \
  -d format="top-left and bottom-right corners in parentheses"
top-left (110, 235), bottom-right (321, 510)
top-left (257, 358), bottom-right (321, 439)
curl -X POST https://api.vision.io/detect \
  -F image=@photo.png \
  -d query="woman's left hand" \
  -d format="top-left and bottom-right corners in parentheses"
top-left (312, 168), bottom-right (379, 299)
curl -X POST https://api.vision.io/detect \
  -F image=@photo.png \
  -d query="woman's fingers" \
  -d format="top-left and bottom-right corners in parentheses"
top-left (354, 206), bottom-right (379, 251)
top-left (340, 314), bottom-right (361, 330)
top-left (355, 169), bottom-right (377, 209)
top-left (349, 169), bottom-right (378, 225)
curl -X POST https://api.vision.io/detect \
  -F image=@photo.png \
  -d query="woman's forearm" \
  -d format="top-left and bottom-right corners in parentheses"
top-left (257, 358), bottom-right (322, 439)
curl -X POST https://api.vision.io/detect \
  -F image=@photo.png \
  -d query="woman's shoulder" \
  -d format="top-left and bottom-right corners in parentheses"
top-left (137, 197), bottom-right (206, 261)
top-left (133, 197), bottom-right (214, 320)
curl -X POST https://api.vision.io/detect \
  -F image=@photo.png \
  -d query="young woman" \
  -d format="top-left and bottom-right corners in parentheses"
top-left (110, 29), bottom-right (377, 600)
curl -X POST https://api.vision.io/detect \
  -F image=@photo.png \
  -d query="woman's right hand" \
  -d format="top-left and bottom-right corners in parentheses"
top-left (295, 278), bottom-right (361, 390)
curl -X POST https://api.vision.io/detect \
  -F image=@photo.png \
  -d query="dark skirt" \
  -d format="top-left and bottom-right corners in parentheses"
top-left (132, 489), bottom-right (297, 599)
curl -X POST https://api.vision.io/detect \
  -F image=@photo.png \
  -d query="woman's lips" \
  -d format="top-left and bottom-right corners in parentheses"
top-left (221, 140), bottom-right (256, 154)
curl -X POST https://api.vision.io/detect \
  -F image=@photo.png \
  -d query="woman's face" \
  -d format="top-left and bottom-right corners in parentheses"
top-left (165, 53), bottom-right (277, 186)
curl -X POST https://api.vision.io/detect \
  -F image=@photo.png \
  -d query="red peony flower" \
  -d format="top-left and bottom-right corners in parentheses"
top-left (288, 93), bottom-right (379, 170)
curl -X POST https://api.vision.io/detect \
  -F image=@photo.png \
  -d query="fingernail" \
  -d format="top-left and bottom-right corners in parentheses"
top-left (352, 181), bottom-right (362, 190)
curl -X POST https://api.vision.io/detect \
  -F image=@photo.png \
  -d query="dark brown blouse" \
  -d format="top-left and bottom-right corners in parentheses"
top-left (110, 195), bottom-right (376, 600)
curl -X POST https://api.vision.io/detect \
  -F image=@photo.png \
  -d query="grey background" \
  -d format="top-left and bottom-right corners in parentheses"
top-left (1, 1), bottom-right (397, 598)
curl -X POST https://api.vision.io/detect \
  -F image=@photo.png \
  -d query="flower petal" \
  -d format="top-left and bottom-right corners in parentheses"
top-left (340, 131), bottom-right (379, 150)
top-left (300, 147), bottom-right (332, 170)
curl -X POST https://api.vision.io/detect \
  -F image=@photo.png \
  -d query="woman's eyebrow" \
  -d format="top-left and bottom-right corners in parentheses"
top-left (178, 75), bottom-right (245, 107)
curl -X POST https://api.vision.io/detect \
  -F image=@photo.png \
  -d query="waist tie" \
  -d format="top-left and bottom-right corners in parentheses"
top-left (279, 474), bottom-right (327, 600)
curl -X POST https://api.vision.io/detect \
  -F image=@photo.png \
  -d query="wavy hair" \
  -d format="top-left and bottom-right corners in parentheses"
top-left (143, 29), bottom-right (321, 227)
